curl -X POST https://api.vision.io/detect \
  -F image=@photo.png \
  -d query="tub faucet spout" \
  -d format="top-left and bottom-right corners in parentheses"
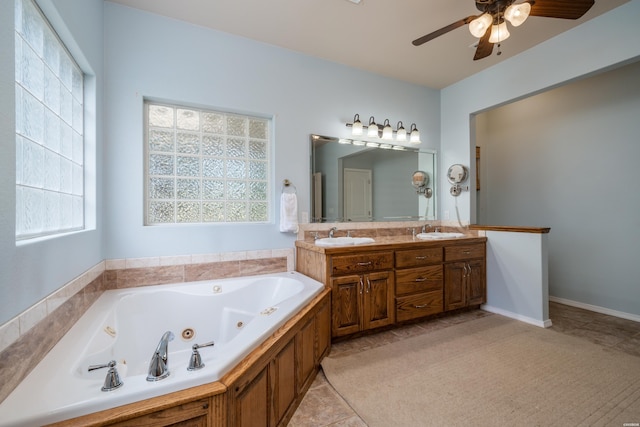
top-left (146, 331), bottom-right (174, 381)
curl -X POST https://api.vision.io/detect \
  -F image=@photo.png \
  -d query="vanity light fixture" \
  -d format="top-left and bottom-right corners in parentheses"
top-left (346, 115), bottom-right (422, 144)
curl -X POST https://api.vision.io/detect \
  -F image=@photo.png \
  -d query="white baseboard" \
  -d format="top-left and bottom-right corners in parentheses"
top-left (549, 296), bottom-right (640, 323)
top-left (481, 304), bottom-right (552, 328)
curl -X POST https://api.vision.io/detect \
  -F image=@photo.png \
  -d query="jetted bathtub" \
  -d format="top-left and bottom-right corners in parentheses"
top-left (0, 271), bottom-right (324, 426)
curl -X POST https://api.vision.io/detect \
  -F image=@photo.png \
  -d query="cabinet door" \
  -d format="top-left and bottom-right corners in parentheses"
top-left (467, 259), bottom-right (486, 306)
top-left (234, 367), bottom-right (269, 427)
top-left (444, 262), bottom-right (467, 311)
top-left (273, 340), bottom-right (295, 425)
top-left (331, 275), bottom-right (362, 337)
top-left (295, 316), bottom-right (316, 393)
top-left (362, 271), bottom-right (395, 330)
top-left (316, 300), bottom-right (331, 361)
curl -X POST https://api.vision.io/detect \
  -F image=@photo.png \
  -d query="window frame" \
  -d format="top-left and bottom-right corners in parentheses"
top-left (143, 100), bottom-right (272, 226)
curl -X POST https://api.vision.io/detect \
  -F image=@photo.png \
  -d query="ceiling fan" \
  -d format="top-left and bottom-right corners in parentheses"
top-left (412, 0), bottom-right (595, 60)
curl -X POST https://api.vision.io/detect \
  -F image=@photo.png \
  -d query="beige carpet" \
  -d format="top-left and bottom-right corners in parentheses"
top-left (321, 315), bottom-right (640, 427)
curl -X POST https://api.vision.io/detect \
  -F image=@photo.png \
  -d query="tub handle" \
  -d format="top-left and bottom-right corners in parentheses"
top-left (188, 341), bottom-right (215, 371)
top-left (88, 360), bottom-right (123, 392)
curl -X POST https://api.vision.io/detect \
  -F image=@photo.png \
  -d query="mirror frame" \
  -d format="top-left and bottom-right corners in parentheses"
top-left (310, 134), bottom-right (437, 223)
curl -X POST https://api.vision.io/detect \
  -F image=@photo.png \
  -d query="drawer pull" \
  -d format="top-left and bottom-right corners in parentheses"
top-left (462, 250), bottom-right (471, 254)
top-left (414, 304), bottom-right (428, 309)
top-left (414, 277), bottom-right (427, 282)
top-left (357, 261), bottom-right (373, 266)
top-left (415, 256), bottom-right (427, 260)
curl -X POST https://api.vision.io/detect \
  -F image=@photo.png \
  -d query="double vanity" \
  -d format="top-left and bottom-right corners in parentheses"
top-left (295, 227), bottom-right (487, 339)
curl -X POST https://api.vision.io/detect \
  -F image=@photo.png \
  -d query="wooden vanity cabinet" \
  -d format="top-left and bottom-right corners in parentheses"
top-left (395, 247), bottom-right (444, 322)
top-left (329, 251), bottom-right (395, 338)
top-left (444, 244), bottom-right (486, 310)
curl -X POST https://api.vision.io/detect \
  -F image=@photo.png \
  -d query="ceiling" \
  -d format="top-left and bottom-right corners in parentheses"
top-left (106, 0), bottom-right (628, 89)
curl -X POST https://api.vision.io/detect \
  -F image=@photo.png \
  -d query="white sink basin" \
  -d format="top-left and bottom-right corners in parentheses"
top-left (416, 232), bottom-right (465, 240)
top-left (315, 237), bottom-right (375, 247)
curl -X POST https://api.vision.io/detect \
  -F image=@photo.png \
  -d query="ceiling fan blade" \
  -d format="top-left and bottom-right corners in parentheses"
top-left (412, 16), bottom-right (477, 46)
top-left (473, 26), bottom-right (493, 60)
top-left (529, 0), bottom-right (595, 19)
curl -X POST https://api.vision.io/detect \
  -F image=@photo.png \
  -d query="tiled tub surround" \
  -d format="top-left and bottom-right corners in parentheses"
top-left (0, 248), bottom-right (293, 405)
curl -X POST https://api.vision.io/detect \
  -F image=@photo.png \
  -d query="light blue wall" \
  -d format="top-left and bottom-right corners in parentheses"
top-left (442, 0), bottom-right (640, 316)
top-left (0, 0), bottom-right (104, 325)
top-left (102, 3), bottom-right (440, 258)
top-left (441, 0), bottom-right (640, 223)
top-left (477, 61), bottom-right (640, 316)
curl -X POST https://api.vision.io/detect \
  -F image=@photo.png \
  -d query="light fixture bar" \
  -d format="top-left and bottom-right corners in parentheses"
top-left (346, 115), bottom-right (422, 144)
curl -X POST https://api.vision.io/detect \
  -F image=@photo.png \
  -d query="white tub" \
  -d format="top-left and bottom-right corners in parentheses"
top-left (0, 271), bottom-right (324, 426)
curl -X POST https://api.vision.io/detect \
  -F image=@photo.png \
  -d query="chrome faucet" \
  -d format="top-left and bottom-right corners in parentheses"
top-left (421, 223), bottom-right (432, 233)
top-left (146, 331), bottom-right (174, 381)
top-left (329, 227), bottom-right (337, 238)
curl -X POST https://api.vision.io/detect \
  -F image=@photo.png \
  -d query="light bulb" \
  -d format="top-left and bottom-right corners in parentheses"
top-left (489, 21), bottom-right (510, 43)
top-left (469, 14), bottom-right (493, 38)
top-left (409, 123), bottom-right (421, 144)
top-left (396, 121), bottom-right (407, 141)
top-left (351, 114), bottom-right (363, 136)
top-left (382, 119), bottom-right (393, 140)
top-left (367, 116), bottom-right (379, 138)
top-left (505, 2), bottom-right (531, 27)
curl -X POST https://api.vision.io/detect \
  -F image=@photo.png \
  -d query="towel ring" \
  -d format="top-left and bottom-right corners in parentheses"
top-left (282, 179), bottom-right (297, 194)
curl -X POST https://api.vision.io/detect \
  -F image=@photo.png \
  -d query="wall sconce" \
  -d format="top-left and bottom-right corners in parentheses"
top-left (346, 114), bottom-right (422, 144)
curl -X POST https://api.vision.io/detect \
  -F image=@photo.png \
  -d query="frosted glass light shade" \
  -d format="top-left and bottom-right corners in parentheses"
top-left (382, 119), bottom-right (393, 140)
top-left (409, 123), bottom-right (421, 144)
top-left (351, 114), bottom-right (363, 135)
top-left (489, 21), bottom-right (510, 43)
top-left (367, 117), bottom-right (379, 138)
top-left (396, 121), bottom-right (407, 141)
top-left (505, 2), bottom-right (531, 27)
top-left (469, 14), bottom-right (493, 38)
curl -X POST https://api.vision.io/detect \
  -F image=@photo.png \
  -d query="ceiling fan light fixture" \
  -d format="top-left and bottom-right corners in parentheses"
top-left (468, 13), bottom-right (492, 38)
top-left (504, 2), bottom-right (531, 27)
top-left (489, 21), bottom-right (510, 43)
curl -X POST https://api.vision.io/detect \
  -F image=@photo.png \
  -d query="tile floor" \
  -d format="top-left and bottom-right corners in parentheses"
top-left (287, 302), bottom-right (640, 426)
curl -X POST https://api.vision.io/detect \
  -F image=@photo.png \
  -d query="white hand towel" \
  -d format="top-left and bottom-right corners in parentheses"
top-left (280, 193), bottom-right (299, 233)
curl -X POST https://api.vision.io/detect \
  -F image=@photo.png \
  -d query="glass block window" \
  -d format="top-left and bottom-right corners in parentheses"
top-left (145, 102), bottom-right (270, 224)
top-left (15, 0), bottom-right (85, 240)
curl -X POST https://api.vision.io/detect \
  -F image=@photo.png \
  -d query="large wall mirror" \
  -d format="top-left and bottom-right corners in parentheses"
top-left (311, 134), bottom-right (437, 222)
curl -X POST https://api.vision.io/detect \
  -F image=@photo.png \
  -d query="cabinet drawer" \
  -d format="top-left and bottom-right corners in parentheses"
top-left (396, 291), bottom-right (443, 322)
top-left (444, 244), bottom-right (485, 261)
top-left (395, 266), bottom-right (443, 296)
top-left (330, 252), bottom-right (394, 275)
top-left (395, 247), bottom-right (442, 268)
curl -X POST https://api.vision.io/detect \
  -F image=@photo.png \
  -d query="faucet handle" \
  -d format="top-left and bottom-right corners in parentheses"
top-left (187, 341), bottom-right (215, 371)
top-left (88, 360), bottom-right (123, 392)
